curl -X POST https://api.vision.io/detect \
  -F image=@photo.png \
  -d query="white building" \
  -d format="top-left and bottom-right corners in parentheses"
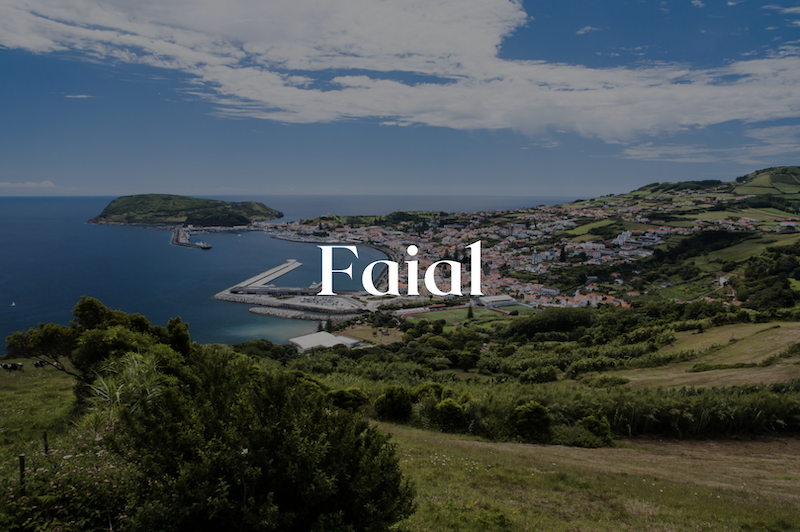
top-left (289, 332), bottom-right (361, 354)
top-left (479, 295), bottom-right (517, 307)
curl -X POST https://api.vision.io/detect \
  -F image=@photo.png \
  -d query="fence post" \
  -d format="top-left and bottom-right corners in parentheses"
top-left (18, 454), bottom-right (25, 493)
top-left (44, 430), bottom-right (49, 454)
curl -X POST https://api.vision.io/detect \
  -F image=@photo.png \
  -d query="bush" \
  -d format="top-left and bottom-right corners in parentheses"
top-left (6, 326), bottom-right (416, 532)
top-left (374, 385), bottom-right (414, 422)
top-left (413, 382), bottom-right (444, 402)
top-left (433, 398), bottom-right (467, 433)
top-left (89, 347), bottom-right (417, 531)
top-left (519, 365), bottom-right (559, 384)
top-left (0, 428), bottom-right (140, 532)
top-left (577, 412), bottom-right (614, 445)
top-left (509, 400), bottom-right (552, 443)
top-left (327, 387), bottom-right (370, 410)
top-left (581, 374), bottom-right (630, 388)
top-left (550, 425), bottom-right (607, 448)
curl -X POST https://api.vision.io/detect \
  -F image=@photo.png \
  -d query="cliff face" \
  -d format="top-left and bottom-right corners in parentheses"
top-left (88, 194), bottom-right (283, 226)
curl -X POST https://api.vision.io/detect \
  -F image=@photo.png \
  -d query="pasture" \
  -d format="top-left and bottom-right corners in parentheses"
top-left (404, 307), bottom-right (505, 326)
top-left (385, 423), bottom-right (800, 531)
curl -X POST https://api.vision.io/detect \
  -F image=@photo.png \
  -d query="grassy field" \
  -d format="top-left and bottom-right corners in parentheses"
top-left (405, 307), bottom-right (504, 326)
top-left (4, 363), bottom-right (798, 531)
top-left (341, 325), bottom-right (406, 345)
top-left (0, 363), bottom-right (75, 456)
top-left (564, 219), bottom-right (616, 236)
top-left (500, 305), bottom-right (536, 314)
top-left (686, 233), bottom-right (800, 271)
top-left (384, 423), bottom-right (800, 531)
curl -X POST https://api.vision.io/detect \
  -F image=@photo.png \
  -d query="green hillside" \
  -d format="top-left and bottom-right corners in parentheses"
top-left (88, 193), bottom-right (283, 226)
top-left (733, 166), bottom-right (800, 195)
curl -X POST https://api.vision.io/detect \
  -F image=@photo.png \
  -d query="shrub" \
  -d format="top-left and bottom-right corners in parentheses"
top-left (413, 382), bottom-right (444, 402)
top-left (374, 385), bottom-right (414, 422)
top-left (577, 412), bottom-right (614, 445)
top-left (87, 347), bottom-right (417, 531)
top-left (519, 365), bottom-right (559, 384)
top-left (550, 425), bottom-right (606, 448)
top-left (581, 374), bottom-right (630, 388)
top-left (0, 428), bottom-right (140, 532)
top-left (509, 400), bottom-right (552, 443)
top-left (433, 398), bottom-right (467, 433)
top-left (327, 387), bottom-right (370, 411)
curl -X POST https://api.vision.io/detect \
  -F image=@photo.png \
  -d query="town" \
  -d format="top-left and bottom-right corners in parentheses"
top-left (241, 180), bottom-right (791, 312)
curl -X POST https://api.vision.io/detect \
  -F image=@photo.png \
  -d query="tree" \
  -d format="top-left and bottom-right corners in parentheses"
top-left (467, 303), bottom-right (474, 319)
top-left (5, 297), bottom-right (189, 403)
top-left (4, 322), bottom-right (77, 375)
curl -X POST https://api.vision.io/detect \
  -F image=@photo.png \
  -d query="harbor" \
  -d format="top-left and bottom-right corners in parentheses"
top-left (214, 260), bottom-right (367, 320)
top-left (171, 227), bottom-right (211, 250)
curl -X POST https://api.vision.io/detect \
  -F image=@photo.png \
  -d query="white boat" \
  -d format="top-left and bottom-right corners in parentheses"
top-left (10, 302), bottom-right (15, 307)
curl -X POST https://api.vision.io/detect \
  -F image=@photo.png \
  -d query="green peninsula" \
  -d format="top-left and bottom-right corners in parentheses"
top-left (88, 193), bottom-right (283, 227)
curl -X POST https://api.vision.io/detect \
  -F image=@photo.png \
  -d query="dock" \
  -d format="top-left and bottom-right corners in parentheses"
top-left (233, 260), bottom-right (303, 290)
top-left (214, 258), bottom-right (367, 318)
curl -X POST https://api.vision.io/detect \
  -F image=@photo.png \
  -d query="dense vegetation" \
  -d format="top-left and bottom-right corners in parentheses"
top-left (638, 180), bottom-right (725, 193)
top-left (88, 194), bottom-right (283, 226)
top-left (8, 292), bottom-right (800, 529)
top-left (2, 299), bottom-right (413, 531)
top-left (739, 241), bottom-right (800, 308)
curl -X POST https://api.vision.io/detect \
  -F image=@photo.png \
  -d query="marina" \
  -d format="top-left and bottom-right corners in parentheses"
top-left (214, 259), bottom-right (367, 319)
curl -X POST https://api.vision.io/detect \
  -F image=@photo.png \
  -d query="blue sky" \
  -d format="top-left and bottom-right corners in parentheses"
top-left (2, 0), bottom-right (800, 197)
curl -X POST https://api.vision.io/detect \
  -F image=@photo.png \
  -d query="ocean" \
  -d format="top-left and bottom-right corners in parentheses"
top-left (0, 195), bottom-right (574, 347)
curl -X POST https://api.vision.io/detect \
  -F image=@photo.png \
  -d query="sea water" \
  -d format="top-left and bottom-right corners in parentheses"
top-left (0, 195), bottom-right (573, 346)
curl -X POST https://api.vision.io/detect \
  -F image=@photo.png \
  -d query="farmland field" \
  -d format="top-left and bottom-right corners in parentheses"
top-left (608, 322), bottom-right (800, 388)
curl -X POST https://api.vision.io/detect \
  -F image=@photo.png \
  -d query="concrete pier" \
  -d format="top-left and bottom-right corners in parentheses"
top-left (234, 260), bottom-right (303, 289)
top-left (214, 259), bottom-right (367, 318)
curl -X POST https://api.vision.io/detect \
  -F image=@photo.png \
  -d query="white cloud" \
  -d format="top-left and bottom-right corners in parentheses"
top-left (63, 94), bottom-right (94, 98)
top-left (692, 0), bottom-right (705, 8)
top-left (0, 0), bottom-right (800, 158)
top-left (576, 26), bottom-right (601, 35)
top-left (0, 181), bottom-right (57, 188)
top-left (621, 125), bottom-right (800, 164)
top-left (763, 5), bottom-right (800, 15)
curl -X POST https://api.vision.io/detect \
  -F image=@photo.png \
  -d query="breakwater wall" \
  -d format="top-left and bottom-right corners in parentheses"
top-left (171, 228), bottom-right (211, 250)
top-left (247, 307), bottom-right (356, 322)
top-left (233, 260), bottom-right (303, 289)
top-left (214, 292), bottom-right (363, 315)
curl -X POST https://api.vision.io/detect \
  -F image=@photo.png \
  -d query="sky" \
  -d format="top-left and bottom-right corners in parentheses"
top-left (2, 0), bottom-right (800, 198)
